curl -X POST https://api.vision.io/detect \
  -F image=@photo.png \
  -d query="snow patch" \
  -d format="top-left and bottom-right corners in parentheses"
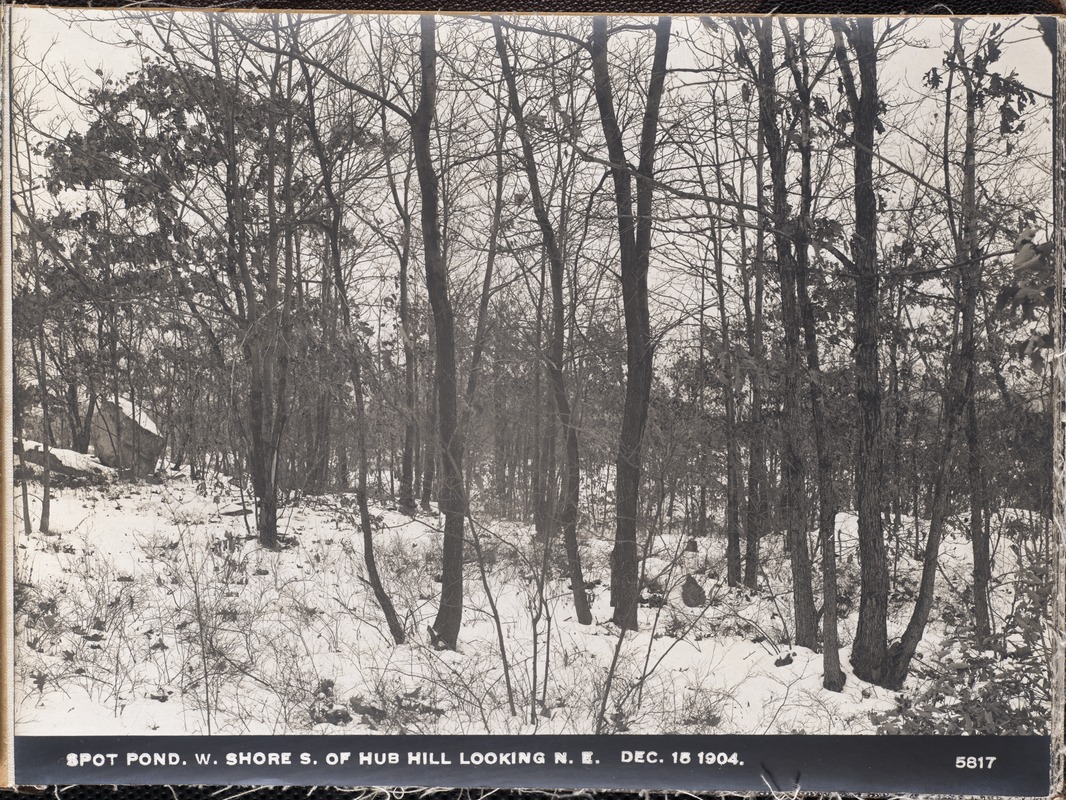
top-left (115, 397), bottom-right (161, 436)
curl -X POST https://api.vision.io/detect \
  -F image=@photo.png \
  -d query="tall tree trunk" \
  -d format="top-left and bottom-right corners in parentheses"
top-left (458, 102), bottom-right (505, 507)
top-left (968, 389), bottom-right (990, 641)
top-left (530, 260), bottom-right (551, 542)
top-left (953, 30), bottom-right (991, 644)
top-left (375, 104), bottom-right (418, 515)
top-left (308, 255), bottom-right (334, 494)
top-left (493, 19), bottom-right (592, 624)
top-left (209, 21), bottom-right (284, 550)
top-left (782, 19), bottom-right (844, 689)
top-left (884, 384), bottom-right (966, 686)
top-left (415, 15), bottom-right (466, 651)
top-left (752, 18), bottom-right (817, 648)
top-left (398, 219), bottom-right (417, 515)
top-left (247, 361), bottom-right (279, 549)
top-left (461, 115), bottom-right (503, 430)
top-left (741, 133), bottom-right (767, 591)
top-left (889, 284), bottom-right (905, 533)
top-left (706, 149), bottom-right (742, 588)
top-left (590, 15), bottom-right (671, 631)
top-left (65, 383), bottom-right (90, 453)
top-left (300, 217), bottom-right (330, 493)
top-left (81, 393), bottom-right (97, 455)
top-left (256, 28), bottom-right (295, 548)
top-left (491, 356), bottom-right (508, 510)
top-left (833, 18), bottom-right (889, 683)
top-left (421, 365), bottom-right (436, 512)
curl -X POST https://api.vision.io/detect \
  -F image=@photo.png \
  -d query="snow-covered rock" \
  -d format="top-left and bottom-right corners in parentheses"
top-left (90, 398), bottom-right (164, 475)
top-left (20, 440), bottom-right (115, 479)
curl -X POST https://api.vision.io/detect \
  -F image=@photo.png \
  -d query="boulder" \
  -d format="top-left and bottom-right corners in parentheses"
top-left (681, 574), bottom-right (707, 607)
top-left (20, 440), bottom-right (115, 480)
top-left (90, 398), bottom-right (164, 476)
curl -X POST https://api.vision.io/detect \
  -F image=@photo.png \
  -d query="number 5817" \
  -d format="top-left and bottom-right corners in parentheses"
top-left (956, 756), bottom-right (997, 769)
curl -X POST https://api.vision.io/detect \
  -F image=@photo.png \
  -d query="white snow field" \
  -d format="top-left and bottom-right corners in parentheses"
top-left (12, 474), bottom-right (1050, 736)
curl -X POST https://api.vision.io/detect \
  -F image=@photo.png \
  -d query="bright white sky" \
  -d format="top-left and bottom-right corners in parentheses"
top-left (14, 8), bottom-right (1053, 96)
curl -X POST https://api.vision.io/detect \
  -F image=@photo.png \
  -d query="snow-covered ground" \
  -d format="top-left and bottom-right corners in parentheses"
top-left (12, 474), bottom-right (1051, 736)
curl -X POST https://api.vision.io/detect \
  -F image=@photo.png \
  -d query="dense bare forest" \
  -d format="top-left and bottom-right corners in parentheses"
top-left (11, 10), bottom-right (1056, 736)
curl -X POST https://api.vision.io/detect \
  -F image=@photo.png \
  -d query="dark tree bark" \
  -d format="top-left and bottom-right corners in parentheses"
top-left (883, 385), bottom-right (966, 686)
top-left (493, 18), bottom-right (593, 624)
top-left (530, 257), bottom-right (556, 545)
top-left (421, 357), bottom-right (437, 512)
top-left (740, 130), bottom-right (768, 592)
top-left (968, 388), bottom-right (990, 642)
top-left (415, 15), bottom-right (467, 651)
top-left (888, 283), bottom-right (905, 535)
top-left (304, 129), bottom-right (337, 497)
top-left (832, 17), bottom-right (889, 683)
top-left (782, 19), bottom-right (844, 690)
top-left (307, 250), bottom-right (335, 494)
top-left (397, 213), bottom-right (417, 515)
top-left (590, 15), bottom-right (671, 631)
top-left (952, 27), bottom-right (991, 644)
top-left (352, 347), bottom-right (407, 645)
top-left (750, 18), bottom-right (817, 649)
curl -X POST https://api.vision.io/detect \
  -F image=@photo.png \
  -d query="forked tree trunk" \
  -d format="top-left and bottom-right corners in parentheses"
top-left (752, 18), bottom-right (817, 648)
top-left (209, 23), bottom-right (290, 551)
top-left (883, 396), bottom-right (965, 687)
top-left (590, 15), bottom-right (671, 631)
